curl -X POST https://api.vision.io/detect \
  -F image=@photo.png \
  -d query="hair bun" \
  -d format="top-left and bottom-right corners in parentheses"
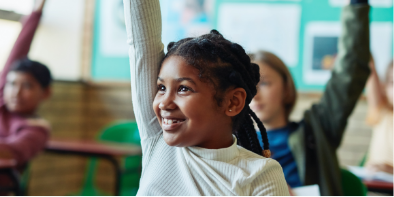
top-left (210, 29), bottom-right (223, 37)
top-left (250, 63), bottom-right (261, 85)
top-left (167, 42), bottom-right (176, 52)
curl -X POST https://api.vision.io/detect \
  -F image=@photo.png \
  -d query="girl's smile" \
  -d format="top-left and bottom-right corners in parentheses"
top-left (161, 117), bottom-right (186, 131)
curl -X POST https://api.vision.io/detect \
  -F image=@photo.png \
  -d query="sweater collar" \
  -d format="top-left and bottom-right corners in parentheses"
top-left (187, 135), bottom-right (239, 162)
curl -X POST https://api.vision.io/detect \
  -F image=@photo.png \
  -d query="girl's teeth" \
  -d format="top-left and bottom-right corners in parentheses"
top-left (163, 118), bottom-right (184, 124)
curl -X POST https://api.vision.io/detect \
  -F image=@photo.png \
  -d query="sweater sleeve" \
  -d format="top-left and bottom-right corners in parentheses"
top-left (0, 124), bottom-right (49, 165)
top-left (305, 5), bottom-right (370, 149)
top-left (251, 160), bottom-right (290, 196)
top-left (123, 0), bottom-right (164, 148)
top-left (0, 11), bottom-right (43, 106)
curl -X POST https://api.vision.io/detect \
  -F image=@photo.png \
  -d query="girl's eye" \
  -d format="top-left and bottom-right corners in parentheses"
top-left (178, 85), bottom-right (191, 93)
top-left (23, 83), bottom-right (32, 89)
top-left (259, 81), bottom-right (270, 86)
top-left (157, 84), bottom-right (166, 92)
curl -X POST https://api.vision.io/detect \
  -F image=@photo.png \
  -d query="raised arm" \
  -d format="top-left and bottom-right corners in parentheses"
top-left (123, 0), bottom-right (164, 145)
top-left (305, 2), bottom-right (370, 148)
top-left (0, 0), bottom-right (46, 105)
top-left (365, 59), bottom-right (386, 124)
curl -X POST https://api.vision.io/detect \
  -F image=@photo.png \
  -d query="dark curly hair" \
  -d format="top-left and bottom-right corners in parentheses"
top-left (162, 30), bottom-right (270, 157)
top-left (10, 58), bottom-right (52, 88)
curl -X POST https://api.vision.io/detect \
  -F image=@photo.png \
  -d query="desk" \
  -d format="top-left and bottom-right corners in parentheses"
top-left (363, 180), bottom-right (393, 195)
top-left (0, 159), bottom-right (21, 195)
top-left (45, 139), bottom-right (142, 196)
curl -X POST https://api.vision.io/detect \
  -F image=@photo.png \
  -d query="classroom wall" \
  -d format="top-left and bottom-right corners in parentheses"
top-left (0, 0), bottom-right (86, 81)
top-left (29, 0), bottom-right (85, 81)
top-left (0, 19), bottom-right (21, 71)
top-left (90, 0), bottom-right (393, 92)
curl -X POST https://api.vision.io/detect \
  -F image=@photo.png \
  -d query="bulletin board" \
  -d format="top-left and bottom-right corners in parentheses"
top-left (91, 0), bottom-right (393, 91)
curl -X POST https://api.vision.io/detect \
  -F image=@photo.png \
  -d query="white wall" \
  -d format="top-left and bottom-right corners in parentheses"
top-left (29, 0), bottom-right (85, 81)
top-left (0, 19), bottom-right (21, 71)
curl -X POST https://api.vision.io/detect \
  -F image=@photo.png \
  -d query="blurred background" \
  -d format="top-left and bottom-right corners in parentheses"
top-left (0, 0), bottom-right (392, 195)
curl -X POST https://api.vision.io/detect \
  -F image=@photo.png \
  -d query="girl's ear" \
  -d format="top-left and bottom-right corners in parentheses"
top-left (225, 87), bottom-right (247, 117)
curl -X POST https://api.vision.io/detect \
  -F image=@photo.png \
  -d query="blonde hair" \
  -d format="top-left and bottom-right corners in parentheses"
top-left (249, 50), bottom-right (297, 120)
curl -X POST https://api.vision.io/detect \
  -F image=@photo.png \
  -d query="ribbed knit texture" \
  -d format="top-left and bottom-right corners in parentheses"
top-left (123, 0), bottom-right (289, 195)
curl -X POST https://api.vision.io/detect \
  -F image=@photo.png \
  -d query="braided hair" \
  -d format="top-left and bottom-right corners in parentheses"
top-left (162, 30), bottom-right (270, 157)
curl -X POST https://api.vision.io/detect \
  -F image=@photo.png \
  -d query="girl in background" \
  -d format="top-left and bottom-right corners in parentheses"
top-left (365, 59), bottom-right (393, 174)
top-left (250, 0), bottom-right (371, 195)
top-left (123, 0), bottom-right (288, 195)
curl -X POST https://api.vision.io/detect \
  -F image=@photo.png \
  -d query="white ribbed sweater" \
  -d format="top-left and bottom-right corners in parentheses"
top-left (123, 0), bottom-right (289, 195)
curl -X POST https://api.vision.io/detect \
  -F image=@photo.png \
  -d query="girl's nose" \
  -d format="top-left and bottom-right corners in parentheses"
top-left (159, 94), bottom-right (177, 110)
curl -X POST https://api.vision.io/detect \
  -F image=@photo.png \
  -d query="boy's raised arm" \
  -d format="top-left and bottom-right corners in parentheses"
top-left (307, 2), bottom-right (370, 148)
top-left (123, 0), bottom-right (164, 145)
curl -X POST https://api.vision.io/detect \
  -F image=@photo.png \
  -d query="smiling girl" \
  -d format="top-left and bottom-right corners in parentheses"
top-left (123, 0), bottom-right (288, 195)
top-left (250, 0), bottom-right (371, 195)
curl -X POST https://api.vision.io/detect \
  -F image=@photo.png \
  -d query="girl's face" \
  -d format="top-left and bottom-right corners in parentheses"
top-left (153, 56), bottom-right (232, 148)
top-left (250, 63), bottom-right (286, 126)
top-left (385, 67), bottom-right (393, 107)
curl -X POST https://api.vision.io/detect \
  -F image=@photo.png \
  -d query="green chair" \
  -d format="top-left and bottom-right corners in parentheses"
top-left (359, 154), bottom-right (368, 167)
top-left (341, 168), bottom-right (368, 196)
top-left (73, 121), bottom-right (142, 196)
top-left (20, 164), bottom-right (31, 195)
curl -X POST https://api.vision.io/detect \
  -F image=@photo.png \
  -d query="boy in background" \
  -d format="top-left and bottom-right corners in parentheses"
top-left (0, 0), bottom-right (51, 176)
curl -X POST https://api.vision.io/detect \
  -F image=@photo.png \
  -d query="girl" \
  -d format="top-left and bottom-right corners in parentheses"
top-left (123, 0), bottom-right (288, 195)
top-left (365, 59), bottom-right (393, 174)
top-left (250, 1), bottom-right (370, 196)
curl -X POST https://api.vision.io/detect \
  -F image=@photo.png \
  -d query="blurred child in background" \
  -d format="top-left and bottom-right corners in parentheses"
top-left (249, 0), bottom-right (371, 195)
top-left (0, 0), bottom-right (51, 191)
top-left (365, 59), bottom-right (393, 174)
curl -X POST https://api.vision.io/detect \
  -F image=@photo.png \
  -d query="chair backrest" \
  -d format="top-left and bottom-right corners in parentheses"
top-left (359, 154), bottom-right (367, 167)
top-left (98, 121), bottom-right (141, 145)
top-left (71, 121), bottom-right (142, 196)
top-left (98, 121), bottom-right (142, 196)
top-left (341, 168), bottom-right (368, 196)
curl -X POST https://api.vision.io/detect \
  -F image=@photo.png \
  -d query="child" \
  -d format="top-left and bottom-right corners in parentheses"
top-left (250, 0), bottom-right (370, 195)
top-left (365, 59), bottom-right (393, 174)
top-left (0, 0), bottom-right (51, 167)
top-left (123, 0), bottom-right (288, 195)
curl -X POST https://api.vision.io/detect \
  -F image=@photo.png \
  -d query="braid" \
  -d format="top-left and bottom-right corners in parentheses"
top-left (249, 109), bottom-right (269, 150)
top-left (162, 29), bottom-right (271, 157)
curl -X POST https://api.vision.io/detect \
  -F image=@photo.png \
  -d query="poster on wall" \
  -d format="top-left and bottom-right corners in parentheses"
top-left (330, 0), bottom-right (393, 7)
top-left (303, 22), bottom-right (393, 85)
top-left (99, 0), bottom-right (215, 56)
top-left (160, 0), bottom-right (215, 52)
top-left (217, 3), bottom-right (301, 67)
top-left (99, 0), bottom-right (128, 56)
